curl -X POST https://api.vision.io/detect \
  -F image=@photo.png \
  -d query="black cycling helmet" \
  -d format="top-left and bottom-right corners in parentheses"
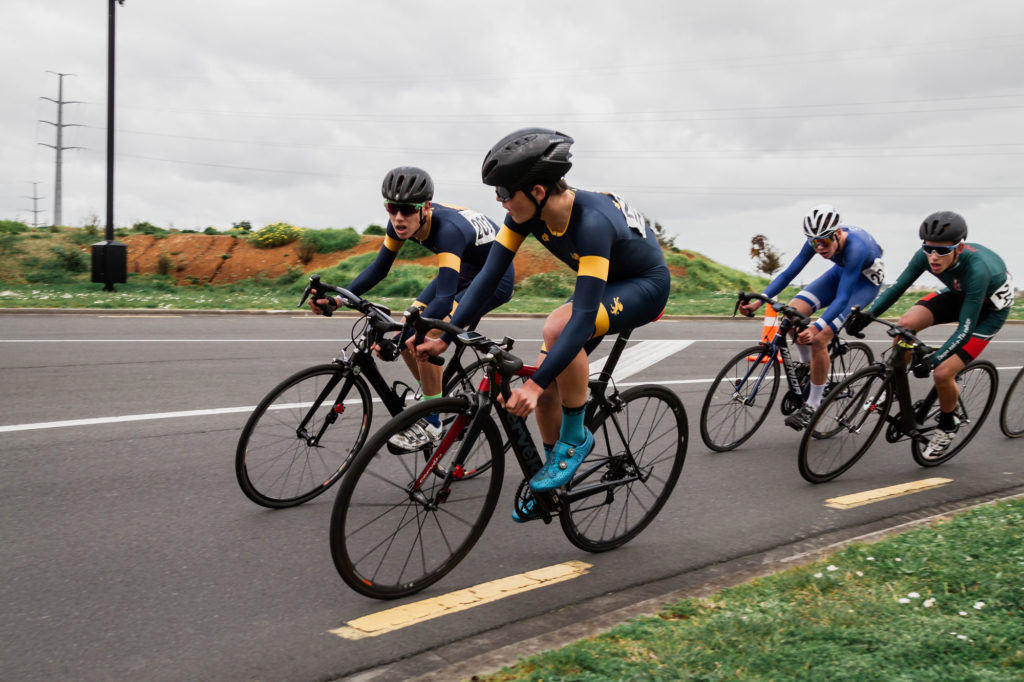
top-left (381, 167), bottom-right (434, 203)
top-left (919, 210), bottom-right (967, 243)
top-left (481, 128), bottom-right (574, 189)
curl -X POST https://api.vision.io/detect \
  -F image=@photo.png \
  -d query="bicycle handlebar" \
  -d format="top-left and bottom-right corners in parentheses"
top-left (735, 291), bottom-right (811, 328)
top-left (845, 305), bottom-right (934, 356)
top-left (299, 275), bottom-right (404, 355)
top-left (405, 308), bottom-right (524, 377)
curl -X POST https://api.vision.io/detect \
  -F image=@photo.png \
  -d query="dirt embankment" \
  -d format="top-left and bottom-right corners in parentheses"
top-left (122, 233), bottom-right (564, 284)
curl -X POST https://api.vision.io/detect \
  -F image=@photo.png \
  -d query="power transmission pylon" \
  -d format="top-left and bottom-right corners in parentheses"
top-left (20, 182), bottom-right (47, 228)
top-left (39, 71), bottom-right (82, 228)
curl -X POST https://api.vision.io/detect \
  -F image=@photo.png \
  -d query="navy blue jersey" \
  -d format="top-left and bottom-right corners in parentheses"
top-left (764, 226), bottom-right (884, 331)
top-left (346, 203), bottom-right (514, 320)
top-left (450, 189), bottom-right (669, 388)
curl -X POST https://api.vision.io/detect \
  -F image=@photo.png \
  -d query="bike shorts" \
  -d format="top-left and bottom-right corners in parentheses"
top-left (915, 290), bottom-right (1009, 363)
top-left (793, 264), bottom-right (880, 332)
top-left (539, 264), bottom-right (671, 356)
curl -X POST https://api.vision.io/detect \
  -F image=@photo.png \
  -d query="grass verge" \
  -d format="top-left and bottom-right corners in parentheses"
top-left (480, 497), bottom-right (1024, 681)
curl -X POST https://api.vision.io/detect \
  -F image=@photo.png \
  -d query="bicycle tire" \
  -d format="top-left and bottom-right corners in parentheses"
top-left (561, 385), bottom-right (688, 552)
top-left (829, 340), bottom-right (874, 386)
top-left (236, 364), bottom-right (372, 508)
top-left (1000, 366), bottom-right (1024, 438)
top-left (700, 345), bottom-right (780, 452)
top-left (330, 396), bottom-right (504, 599)
top-left (911, 360), bottom-right (998, 466)
top-left (798, 365), bottom-right (892, 483)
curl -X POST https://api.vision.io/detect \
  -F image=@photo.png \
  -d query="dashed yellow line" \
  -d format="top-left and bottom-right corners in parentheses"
top-left (825, 478), bottom-right (953, 509)
top-left (330, 560), bottom-right (593, 640)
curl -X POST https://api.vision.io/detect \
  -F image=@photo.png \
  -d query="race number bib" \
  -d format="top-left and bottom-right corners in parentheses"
top-left (606, 193), bottom-right (649, 238)
top-left (861, 257), bottom-right (885, 287)
top-left (989, 273), bottom-right (1014, 310)
top-left (458, 209), bottom-right (496, 246)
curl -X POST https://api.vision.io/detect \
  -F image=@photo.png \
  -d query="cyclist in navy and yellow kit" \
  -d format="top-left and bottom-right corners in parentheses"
top-left (415, 128), bottom-right (670, 505)
top-left (739, 204), bottom-right (884, 430)
top-left (310, 166), bottom-right (514, 449)
top-left (847, 211), bottom-right (1013, 459)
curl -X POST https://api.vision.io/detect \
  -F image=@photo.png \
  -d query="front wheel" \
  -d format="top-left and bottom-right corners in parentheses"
top-left (235, 364), bottom-right (371, 508)
top-left (561, 385), bottom-right (688, 552)
top-left (999, 366), bottom-right (1024, 438)
top-left (798, 366), bottom-right (892, 483)
top-left (699, 345), bottom-right (780, 452)
top-left (330, 397), bottom-right (504, 599)
top-left (911, 361), bottom-right (998, 465)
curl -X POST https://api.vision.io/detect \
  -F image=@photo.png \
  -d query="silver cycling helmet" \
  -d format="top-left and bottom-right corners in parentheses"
top-left (802, 204), bottom-right (841, 239)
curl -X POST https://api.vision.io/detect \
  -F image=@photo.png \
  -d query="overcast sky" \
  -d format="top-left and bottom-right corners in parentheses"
top-left (2, 0), bottom-right (1023, 283)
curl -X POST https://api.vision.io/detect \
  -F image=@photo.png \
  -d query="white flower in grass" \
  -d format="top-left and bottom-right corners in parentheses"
top-left (895, 558), bottom-right (902, 562)
top-left (813, 572), bottom-right (823, 578)
top-left (826, 565), bottom-right (838, 572)
top-left (866, 557), bottom-right (875, 561)
top-left (898, 598), bottom-right (911, 604)
top-left (855, 571), bottom-right (864, 577)
top-left (924, 598), bottom-right (936, 608)
top-left (959, 611), bottom-right (968, 616)
top-left (973, 601), bottom-right (985, 610)
top-left (908, 592), bottom-right (920, 599)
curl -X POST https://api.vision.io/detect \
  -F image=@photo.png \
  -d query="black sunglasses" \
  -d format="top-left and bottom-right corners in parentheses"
top-left (921, 242), bottom-right (959, 256)
top-left (495, 186), bottom-right (518, 202)
top-left (384, 201), bottom-right (425, 217)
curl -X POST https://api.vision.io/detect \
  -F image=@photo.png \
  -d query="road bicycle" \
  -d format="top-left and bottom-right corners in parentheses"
top-left (328, 311), bottom-right (688, 599)
top-left (999, 365), bottom-right (1024, 438)
top-left (797, 311), bottom-right (998, 483)
top-left (699, 291), bottom-right (874, 452)
top-left (235, 275), bottom-right (489, 509)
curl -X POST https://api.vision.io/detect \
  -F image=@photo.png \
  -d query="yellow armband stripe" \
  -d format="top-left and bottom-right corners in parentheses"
top-left (384, 236), bottom-right (403, 252)
top-left (496, 226), bottom-right (526, 252)
top-left (577, 255), bottom-right (610, 281)
top-left (438, 252), bottom-right (461, 271)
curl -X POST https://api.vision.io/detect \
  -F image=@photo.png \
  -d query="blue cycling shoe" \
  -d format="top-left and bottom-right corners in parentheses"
top-left (512, 497), bottom-right (542, 523)
top-left (529, 428), bottom-right (594, 492)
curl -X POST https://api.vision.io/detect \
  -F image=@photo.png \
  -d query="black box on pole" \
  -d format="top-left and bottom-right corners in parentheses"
top-left (91, 240), bottom-right (127, 284)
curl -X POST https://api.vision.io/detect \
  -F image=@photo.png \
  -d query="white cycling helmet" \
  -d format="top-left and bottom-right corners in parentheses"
top-left (803, 204), bottom-right (841, 239)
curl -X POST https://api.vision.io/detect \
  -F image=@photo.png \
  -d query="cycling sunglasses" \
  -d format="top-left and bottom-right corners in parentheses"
top-left (807, 235), bottom-right (835, 249)
top-left (495, 186), bottom-right (519, 202)
top-left (921, 241), bottom-right (960, 256)
top-left (384, 201), bottom-right (425, 217)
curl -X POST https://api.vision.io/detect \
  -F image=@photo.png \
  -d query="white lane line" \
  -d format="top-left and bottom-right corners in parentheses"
top-left (589, 340), bottom-right (694, 381)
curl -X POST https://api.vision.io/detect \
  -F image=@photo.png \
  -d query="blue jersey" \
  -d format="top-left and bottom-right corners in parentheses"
top-left (449, 189), bottom-right (669, 388)
top-left (346, 203), bottom-right (514, 320)
top-left (764, 226), bottom-right (884, 332)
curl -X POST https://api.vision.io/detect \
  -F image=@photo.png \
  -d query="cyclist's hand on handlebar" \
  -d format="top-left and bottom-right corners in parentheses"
top-left (738, 300), bottom-right (762, 317)
top-left (309, 296), bottom-right (339, 316)
top-left (844, 309), bottom-right (875, 337)
top-left (796, 325), bottom-right (820, 345)
top-left (911, 357), bottom-right (933, 379)
top-left (410, 335), bottom-right (448, 361)
top-left (499, 380), bottom-right (544, 418)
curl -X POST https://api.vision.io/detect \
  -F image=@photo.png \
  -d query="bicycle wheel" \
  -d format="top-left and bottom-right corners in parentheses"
top-left (828, 340), bottom-right (874, 387)
top-left (911, 361), bottom-right (998, 466)
top-left (561, 385), bottom-right (688, 552)
top-left (798, 366), bottom-right (892, 483)
top-left (330, 397), bottom-right (504, 599)
top-left (1000, 367), bottom-right (1024, 438)
top-left (236, 364), bottom-right (372, 508)
top-left (441, 358), bottom-right (508, 478)
top-left (700, 345), bottom-right (780, 452)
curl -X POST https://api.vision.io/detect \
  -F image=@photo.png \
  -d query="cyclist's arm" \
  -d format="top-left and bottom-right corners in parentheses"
top-left (447, 224), bottom-right (523, 332)
top-left (814, 240), bottom-right (870, 332)
top-left (419, 226), bottom-right (469, 320)
top-left (866, 250), bottom-right (928, 316)
top-left (930, 268), bottom-right (990, 366)
top-left (763, 242), bottom-right (815, 300)
top-left (346, 229), bottom-right (402, 296)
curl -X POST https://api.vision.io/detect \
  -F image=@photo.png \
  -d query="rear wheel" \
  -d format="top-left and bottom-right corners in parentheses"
top-left (236, 364), bottom-right (371, 508)
top-left (798, 366), bottom-right (892, 483)
top-left (1000, 367), bottom-right (1024, 438)
top-left (828, 340), bottom-right (874, 389)
top-left (330, 397), bottom-right (504, 599)
top-left (911, 361), bottom-right (998, 465)
top-left (699, 345), bottom-right (780, 452)
top-left (561, 385), bottom-right (688, 552)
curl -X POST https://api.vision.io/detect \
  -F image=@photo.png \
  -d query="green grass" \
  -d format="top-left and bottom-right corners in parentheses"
top-left (481, 498), bottom-right (1024, 681)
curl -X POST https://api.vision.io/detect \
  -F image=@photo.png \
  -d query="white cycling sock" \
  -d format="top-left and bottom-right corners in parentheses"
top-left (807, 382), bottom-right (826, 409)
top-left (797, 344), bottom-right (812, 363)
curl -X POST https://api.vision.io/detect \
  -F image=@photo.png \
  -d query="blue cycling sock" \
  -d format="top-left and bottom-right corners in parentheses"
top-left (423, 392), bottom-right (441, 427)
top-left (559, 403), bottom-right (587, 446)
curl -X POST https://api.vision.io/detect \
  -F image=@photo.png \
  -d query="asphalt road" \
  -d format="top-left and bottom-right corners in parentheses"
top-left (1, 312), bottom-right (1021, 681)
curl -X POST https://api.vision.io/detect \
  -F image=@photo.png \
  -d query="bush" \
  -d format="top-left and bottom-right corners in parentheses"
top-left (156, 251), bottom-right (174, 276)
top-left (251, 222), bottom-right (302, 248)
top-left (203, 226), bottom-right (219, 235)
top-left (372, 267), bottom-right (434, 297)
top-left (50, 244), bottom-right (89, 273)
top-left (363, 224), bottom-right (386, 236)
top-left (0, 220), bottom-right (30, 234)
top-left (131, 221), bottom-right (170, 238)
top-left (297, 228), bottom-right (361, 261)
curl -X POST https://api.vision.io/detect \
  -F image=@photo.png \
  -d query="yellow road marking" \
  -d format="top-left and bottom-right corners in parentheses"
top-left (330, 560), bottom-right (592, 640)
top-left (825, 478), bottom-right (953, 509)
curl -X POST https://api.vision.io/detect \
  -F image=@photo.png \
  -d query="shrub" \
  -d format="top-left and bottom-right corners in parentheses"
top-left (232, 220), bottom-right (252, 232)
top-left (156, 251), bottom-right (174, 276)
top-left (363, 224), bottom-right (386, 236)
top-left (251, 222), bottom-right (302, 248)
top-left (0, 220), bottom-right (30, 234)
top-left (131, 221), bottom-right (170, 238)
top-left (299, 227), bottom-right (361, 256)
top-left (373, 267), bottom-right (433, 297)
top-left (203, 226), bottom-right (219, 235)
top-left (50, 244), bottom-right (89, 273)
top-left (516, 270), bottom-right (576, 298)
